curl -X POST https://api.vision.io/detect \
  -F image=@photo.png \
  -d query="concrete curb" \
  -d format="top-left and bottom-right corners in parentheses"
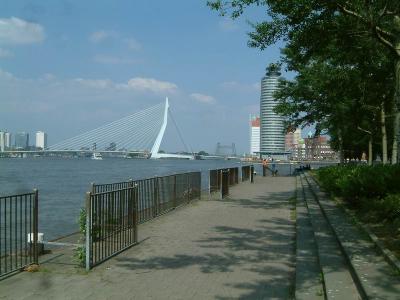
top-left (338, 200), bottom-right (400, 274)
top-left (309, 173), bottom-right (400, 274)
top-left (305, 172), bottom-right (400, 299)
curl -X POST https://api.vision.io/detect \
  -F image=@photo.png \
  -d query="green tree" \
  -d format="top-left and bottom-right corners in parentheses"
top-left (208, 0), bottom-right (400, 162)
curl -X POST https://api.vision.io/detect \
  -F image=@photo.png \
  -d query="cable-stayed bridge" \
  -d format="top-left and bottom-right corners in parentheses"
top-left (8, 98), bottom-right (194, 159)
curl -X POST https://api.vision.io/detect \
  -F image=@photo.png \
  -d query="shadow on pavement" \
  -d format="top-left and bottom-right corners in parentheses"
top-left (114, 189), bottom-right (296, 299)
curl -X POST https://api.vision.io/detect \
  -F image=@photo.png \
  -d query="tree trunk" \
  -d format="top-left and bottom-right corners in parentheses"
top-left (368, 136), bottom-right (373, 166)
top-left (392, 58), bottom-right (400, 164)
top-left (338, 128), bottom-right (344, 164)
top-left (381, 104), bottom-right (388, 164)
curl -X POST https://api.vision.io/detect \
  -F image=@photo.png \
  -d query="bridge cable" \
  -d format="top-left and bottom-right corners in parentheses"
top-left (168, 109), bottom-right (193, 155)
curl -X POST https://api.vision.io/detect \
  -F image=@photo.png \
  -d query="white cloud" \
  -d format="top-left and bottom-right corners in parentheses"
top-left (41, 73), bottom-right (56, 81)
top-left (0, 17), bottom-right (45, 44)
top-left (190, 93), bottom-right (216, 104)
top-left (0, 68), bottom-right (15, 80)
top-left (124, 37), bottom-right (141, 50)
top-left (93, 54), bottom-right (138, 65)
top-left (221, 81), bottom-right (260, 92)
top-left (120, 77), bottom-right (178, 94)
top-left (74, 78), bottom-right (114, 89)
top-left (0, 48), bottom-right (13, 58)
top-left (218, 18), bottom-right (239, 32)
top-left (89, 30), bottom-right (118, 43)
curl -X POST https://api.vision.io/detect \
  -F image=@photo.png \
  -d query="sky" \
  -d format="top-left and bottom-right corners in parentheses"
top-left (0, 0), bottom-right (287, 154)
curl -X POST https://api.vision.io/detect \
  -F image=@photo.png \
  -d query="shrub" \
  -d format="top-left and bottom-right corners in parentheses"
top-left (379, 194), bottom-right (400, 222)
top-left (316, 164), bottom-right (400, 203)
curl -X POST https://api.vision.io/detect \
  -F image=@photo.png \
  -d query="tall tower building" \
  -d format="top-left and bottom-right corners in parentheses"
top-left (249, 115), bottom-right (260, 155)
top-left (260, 63), bottom-right (285, 156)
top-left (5, 132), bottom-right (11, 149)
top-left (0, 131), bottom-right (5, 152)
top-left (15, 132), bottom-right (29, 150)
top-left (0, 131), bottom-right (12, 151)
top-left (36, 131), bottom-right (48, 150)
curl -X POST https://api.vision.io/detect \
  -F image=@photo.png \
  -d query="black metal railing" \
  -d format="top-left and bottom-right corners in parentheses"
top-left (221, 169), bottom-right (230, 197)
top-left (85, 185), bottom-right (138, 270)
top-left (228, 167), bottom-right (239, 185)
top-left (242, 165), bottom-right (251, 181)
top-left (0, 190), bottom-right (38, 278)
top-left (209, 167), bottom-right (243, 198)
top-left (209, 169), bottom-right (221, 193)
top-left (92, 171), bottom-right (201, 224)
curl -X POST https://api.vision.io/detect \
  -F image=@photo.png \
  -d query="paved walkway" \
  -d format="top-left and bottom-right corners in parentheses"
top-left (0, 176), bottom-right (296, 300)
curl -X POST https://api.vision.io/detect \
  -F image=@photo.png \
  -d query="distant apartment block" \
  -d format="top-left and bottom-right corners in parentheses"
top-left (5, 132), bottom-right (11, 148)
top-left (36, 131), bottom-right (48, 150)
top-left (285, 128), bottom-right (302, 151)
top-left (304, 136), bottom-right (336, 160)
top-left (15, 132), bottom-right (29, 150)
top-left (0, 131), bottom-right (5, 152)
top-left (249, 115), bottom-right (260, 155)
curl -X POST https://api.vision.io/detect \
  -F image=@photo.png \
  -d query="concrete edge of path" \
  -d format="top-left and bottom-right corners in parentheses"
top-left (308, 173), bottom-right (400, 274)
top-left (304, 172), bottom-right (400, 299)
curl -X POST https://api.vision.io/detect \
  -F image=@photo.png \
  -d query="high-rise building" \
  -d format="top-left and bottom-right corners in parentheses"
top-left (260, 63), bottom-right (285, 156)
top-left (1, 131), bottom-right (12, 151)
top-left (15, 132), bottom-right (29, 150)
top-left (285, 128), bottom-right (302, 151)
top-left (249, 115), bottom-right (260, 155)
top-left (0, 131), bottom-right (5, 152)
top-left (5, 132), bottom-right (11, 149)
top-left (35, 131), bottom-right (47, 150)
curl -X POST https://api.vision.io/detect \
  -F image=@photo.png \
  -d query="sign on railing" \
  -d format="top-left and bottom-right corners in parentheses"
top-left (0, 190), bottom-right (39, 278)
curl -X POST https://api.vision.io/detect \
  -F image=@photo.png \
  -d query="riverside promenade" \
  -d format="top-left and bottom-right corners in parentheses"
top-left (0, 176), bottom-right (296, 300)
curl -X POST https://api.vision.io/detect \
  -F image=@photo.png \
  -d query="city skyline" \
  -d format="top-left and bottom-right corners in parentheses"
top-left (0, 1), bottom-right (289, 154)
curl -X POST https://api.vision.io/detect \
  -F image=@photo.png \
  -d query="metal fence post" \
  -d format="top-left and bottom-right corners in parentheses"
top-left (251, 165), bottom-right (254, 183)
top-left (219, 170), bottom-right (223, 200)
top-left (131, 186), bottom-right (138, 244)
top-left (208, 170), bottom-right (211, 194)
top-left (198, 173), bottom-right (201, 200)
top-left (154, 177), bottom-right (159, 217)
top-left (85, 192), bottom-right (91, 271)
top-left (33, 189), bottom-right (39, 264)
top-left (173, 175), bottom-right (177, 208)
top-left (187, 174), bottom-right (190, 203)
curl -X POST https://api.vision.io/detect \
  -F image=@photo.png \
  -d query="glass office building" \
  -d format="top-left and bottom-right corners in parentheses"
top-left (260, 64), bottom-right (286, 156)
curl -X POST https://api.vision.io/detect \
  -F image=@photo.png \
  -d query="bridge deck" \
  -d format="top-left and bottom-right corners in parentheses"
top-left (0, 176), bottom-right (296, 299)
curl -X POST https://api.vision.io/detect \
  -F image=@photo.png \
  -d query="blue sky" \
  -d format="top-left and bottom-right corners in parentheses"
top-left (0, 0), bottom-right (287, 154)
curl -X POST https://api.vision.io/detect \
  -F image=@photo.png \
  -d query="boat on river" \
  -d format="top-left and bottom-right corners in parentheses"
top-left (91, 152), bottom-right (103, 160)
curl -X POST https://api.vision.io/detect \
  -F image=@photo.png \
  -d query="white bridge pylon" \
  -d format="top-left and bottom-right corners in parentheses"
top-left (150, 97), bottom-right (193, 159)
top-left (48, 98), bottom-right (193, 159)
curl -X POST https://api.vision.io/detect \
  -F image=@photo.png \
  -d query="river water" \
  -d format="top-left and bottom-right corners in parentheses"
top-left (0, 157), bottom-right (335, 240)
top-left (0, 157), bottom-right (257, 240)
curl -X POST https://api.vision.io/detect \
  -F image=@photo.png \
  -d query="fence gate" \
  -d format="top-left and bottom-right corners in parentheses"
top-left (0, 190), bottom-right (39, 278)
top-left (86, 185), bottom-right (138, 270)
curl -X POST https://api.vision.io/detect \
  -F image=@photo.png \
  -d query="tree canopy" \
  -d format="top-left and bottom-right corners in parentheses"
top-left (208, 0), bottom-right (400, 163)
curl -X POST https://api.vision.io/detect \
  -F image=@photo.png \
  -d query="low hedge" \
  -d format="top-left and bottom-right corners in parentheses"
top-left (316, 164), bottom-right (400, 204)
top-left (316, 164), bottom-right (400, 225)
